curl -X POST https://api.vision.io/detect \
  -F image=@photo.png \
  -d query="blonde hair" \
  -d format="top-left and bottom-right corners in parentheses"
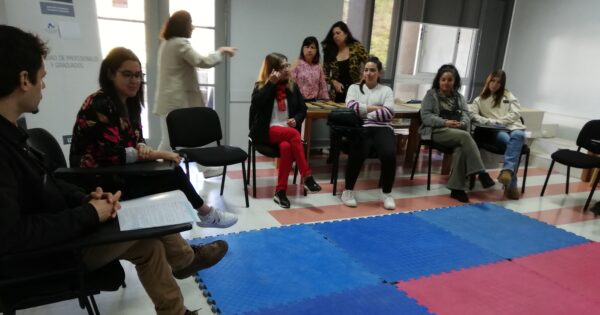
top-left (255, 52), bottom-right (294, 91)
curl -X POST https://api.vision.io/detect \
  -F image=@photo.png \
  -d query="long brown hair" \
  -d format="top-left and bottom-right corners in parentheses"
top-left (160, 10), bottom-right (192, 40)
top-left (480, 70), bottom-right (506, 107)
top-left (255, 52), bottom-right (294, 90)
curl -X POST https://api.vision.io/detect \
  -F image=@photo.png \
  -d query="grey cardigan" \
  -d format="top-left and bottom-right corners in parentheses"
top-left (419, 88), bottom-right (471, 140)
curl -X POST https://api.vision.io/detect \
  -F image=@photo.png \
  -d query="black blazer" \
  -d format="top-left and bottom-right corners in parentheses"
top-left (249, 81), bottom-right (306, 144)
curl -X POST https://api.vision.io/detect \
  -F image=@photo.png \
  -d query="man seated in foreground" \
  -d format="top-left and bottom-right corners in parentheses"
top-left (0, 24), bottom-right (223, 315)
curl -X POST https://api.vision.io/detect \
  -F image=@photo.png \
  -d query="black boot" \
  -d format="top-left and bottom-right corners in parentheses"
top-left (479, 172), bottom-right (496, 189)
top-left (450, 189), bottom-right (470, 203)
top-left (303, 176), bottom-right (322, 192)
top-left (274, 190), bottom-right (290, 208)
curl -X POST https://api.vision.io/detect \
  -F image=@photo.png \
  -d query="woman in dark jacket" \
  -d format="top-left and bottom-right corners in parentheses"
top-left (250, 53), bottom-right (321, 208)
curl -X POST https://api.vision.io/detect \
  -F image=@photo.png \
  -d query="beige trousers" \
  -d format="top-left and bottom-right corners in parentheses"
top-left (82, 234), bottom-right (194, 315)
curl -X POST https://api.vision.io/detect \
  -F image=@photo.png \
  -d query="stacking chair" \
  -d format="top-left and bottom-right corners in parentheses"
top-left (409, 112), bottom-right (454, 190)
top-left (470, 117), bottom-right (531, 193)
top-left (246, 138), bottom-right (300, 198)
top-left (540, 120), bottom-right (600, 210)
top-left (167, 107), bottom-right (249, 207)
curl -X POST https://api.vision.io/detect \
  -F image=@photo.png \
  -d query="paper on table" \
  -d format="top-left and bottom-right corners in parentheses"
top-left (117, 190), bottom-right (198, 231)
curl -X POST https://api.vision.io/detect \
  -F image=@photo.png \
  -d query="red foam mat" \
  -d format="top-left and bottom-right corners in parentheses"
top-left (514, 242), bottom-right (600, 304)
top-left (397, 260), bottom-right (598, 315)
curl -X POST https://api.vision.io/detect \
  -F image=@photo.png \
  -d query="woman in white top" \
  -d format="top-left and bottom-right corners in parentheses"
top-left (341, 56), bottom-right (396, 210)
top-left (153, 10), bottom-right (236, 177)
top-left (470, 70), bottom-right (526, 199)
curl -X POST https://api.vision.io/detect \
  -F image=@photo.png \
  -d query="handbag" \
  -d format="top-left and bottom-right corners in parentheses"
top-left (327, 108), bottom-right (363, 128)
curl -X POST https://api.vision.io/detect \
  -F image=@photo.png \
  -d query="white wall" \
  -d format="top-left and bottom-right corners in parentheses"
top-left (2, 0), bottom-right (102, 162)
top-left (228, 0), bottom-right (342, 149)
top-left (504, 0), bottom-right (600, 140)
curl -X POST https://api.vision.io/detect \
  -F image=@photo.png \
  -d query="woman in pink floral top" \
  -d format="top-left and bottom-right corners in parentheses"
top-left (291, 36), bottom-right (330, 101)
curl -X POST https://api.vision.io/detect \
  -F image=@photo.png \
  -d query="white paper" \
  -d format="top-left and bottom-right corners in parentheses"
top-left (117, 190), bottom-right (198, 231)
top-left (58, 21), bottom-right (81, 39)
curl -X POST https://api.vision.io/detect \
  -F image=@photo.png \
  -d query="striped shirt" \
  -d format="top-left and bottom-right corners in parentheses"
top-left (346, 83), bottom-right (394, 128)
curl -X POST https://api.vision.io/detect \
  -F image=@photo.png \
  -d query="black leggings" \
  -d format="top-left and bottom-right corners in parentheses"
top-left (344, 127), bottom-right (397, 193)
top-left (96, 165), bottom-right (204, 208)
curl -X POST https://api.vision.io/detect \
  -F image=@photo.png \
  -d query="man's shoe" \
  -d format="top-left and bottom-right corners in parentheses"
top-left (479, 172), bottom-right (496, 189)
top-left (341, 190), bottom-right (357, 207)
top-left (303, 176), bottom-right (322, 192)
top-left (497, 170), bottom-right (513, 187)
top-left (173, 240), bottom-right (228, 279)
top-left (381, 191), bottom-right (396, 210)
top-left (202, 167), bottom-right (223, 179)
top-left (450, 189), bottom-right (470, 203)
top-left (185, 310), bottom-right (199, 315)
top-left (274, 190), bottom-right (290, 208)
top-left (504, 186), bottom-right (521, 200)
top-left (197, 207), bottom-right (238, 228)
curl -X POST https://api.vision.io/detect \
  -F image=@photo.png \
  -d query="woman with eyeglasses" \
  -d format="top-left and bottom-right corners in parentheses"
top-left (154, 10), bottom-right (236, 178)
top-left (420, 64), bottom-right (494, 203)
top-left (250, 53), bottom-right (322, 208)
top-left (70, 47), bottom-right (238, 229)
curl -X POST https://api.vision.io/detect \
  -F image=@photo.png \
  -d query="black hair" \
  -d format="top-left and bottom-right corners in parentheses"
top-left (432, 64), bottom-right (462, 92)
top-left (299, 36), bottom-right (320, 64)
top-left (321, 21), bottom-right (359, 62)
top-left (98, 47), bottom-right (144, 119)
top-left (0, 25), bottom-right (48, 97)
top-left (359, 56), bottom-right (383, 94)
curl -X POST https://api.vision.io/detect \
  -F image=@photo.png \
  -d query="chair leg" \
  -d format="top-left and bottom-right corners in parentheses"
top-left (89, 295), bottom-right (100, 315)
top-left (540, 160), bottom-right (555, 196)
top-left (293, 163), bottom-right (299, 184)
top-left (566, 166), bottom-right (571, 194)
top-left (241, 162), bottom-right (249, 207)
top-left (469, 174), bottom-right (476, 190)
top-left (331, 139), bottom-right (341, 196)
top-left (521, 152), bottom-right (530, 194)
top-left (583, 172), bottom-right (600, 210)
top-left (252, 146), bottom-right (257, 198)
top-left (219, 166), bottom-right (227, 196)
top-left (410, 144), bottom-right (421, 180)
top-left (427, 146), bottom-right (433, 190)
top-left (246, 141), bottom-right (251, 185)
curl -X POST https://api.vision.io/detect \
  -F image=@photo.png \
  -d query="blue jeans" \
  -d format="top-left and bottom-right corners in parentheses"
top-left (493, 129), bottom-right (525, 187)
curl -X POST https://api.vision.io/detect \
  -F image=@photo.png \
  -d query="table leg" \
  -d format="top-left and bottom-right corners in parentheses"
top-left (403, 118), bottom-right (420, 168)
top-left (302, 117), bottom-right (313, 162)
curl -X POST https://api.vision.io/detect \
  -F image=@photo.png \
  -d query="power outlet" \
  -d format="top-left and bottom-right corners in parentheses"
top-left (62, 135), bottom-right (72, 145)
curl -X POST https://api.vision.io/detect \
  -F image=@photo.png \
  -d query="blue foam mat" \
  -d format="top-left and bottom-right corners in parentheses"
top-left (245, 284), bottom-right (432, 315)
top-left (414, 203), bottom-right (589, 258)
top-left (193, 225), bottom-right (381, 315)
top-left (311, 213), bottom-right (502, 281)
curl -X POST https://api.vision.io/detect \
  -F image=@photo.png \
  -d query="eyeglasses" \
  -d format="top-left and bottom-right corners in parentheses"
top-left (277, 63), bottom-right (290, 70)
top-left (119, 71), bottom-right (145, 82)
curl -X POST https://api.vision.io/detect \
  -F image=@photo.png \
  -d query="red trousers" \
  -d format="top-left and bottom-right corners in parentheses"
top-left (269, 126), bottom-right (311, 190)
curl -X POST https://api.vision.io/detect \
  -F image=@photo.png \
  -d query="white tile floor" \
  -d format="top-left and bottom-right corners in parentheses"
top-left (16, 156), bottom-right (600, 315)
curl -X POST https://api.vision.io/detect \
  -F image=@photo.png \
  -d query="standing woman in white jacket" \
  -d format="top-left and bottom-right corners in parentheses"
top-left (470, 70), bottom-right (526, 199)
top-left (154, 10), bottom-right (236, 177)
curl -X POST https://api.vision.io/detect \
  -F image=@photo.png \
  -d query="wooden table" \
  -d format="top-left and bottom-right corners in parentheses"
top-left (302, 103), bottom-right (421, 168)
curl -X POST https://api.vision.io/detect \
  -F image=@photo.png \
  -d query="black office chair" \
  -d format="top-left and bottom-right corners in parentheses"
top-left (409, 112), bottom-right (455, 190)
top-left (470, 117), bottom-right (531, 193)
top-left (167, 107), bottom-right (249, 207)
top-left (327, 121), bottom-right (383, 196)
top-left (540, 119), bottom-right (600, 210)
top-left (246, 138), bottom-right (301, 198)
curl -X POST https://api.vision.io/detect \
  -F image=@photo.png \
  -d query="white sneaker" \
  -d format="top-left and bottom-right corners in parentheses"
top-left (381, 191), bottom-right (396, 210)
top-left (341, 190), bottom-right (357, 207)
top-left (202, 167), bottom-right (223, 178)
top-left (197, 207), bottom-right (238, 228)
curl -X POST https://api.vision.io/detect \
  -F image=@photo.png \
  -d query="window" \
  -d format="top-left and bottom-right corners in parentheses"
top-left (169, 0), bottom-right (216, 109)
top-left (95, 0), bottom-right (149, 136)
top-left (393, 21), bottom-right (478, 102)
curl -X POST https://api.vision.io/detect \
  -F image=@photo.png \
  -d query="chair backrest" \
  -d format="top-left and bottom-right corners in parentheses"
top-left (166, 107), bottom-right (222, 149)
top-left (26, 128), bottom-right (67, 171)
top-left (577, 119), bottom-right (600, 154)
